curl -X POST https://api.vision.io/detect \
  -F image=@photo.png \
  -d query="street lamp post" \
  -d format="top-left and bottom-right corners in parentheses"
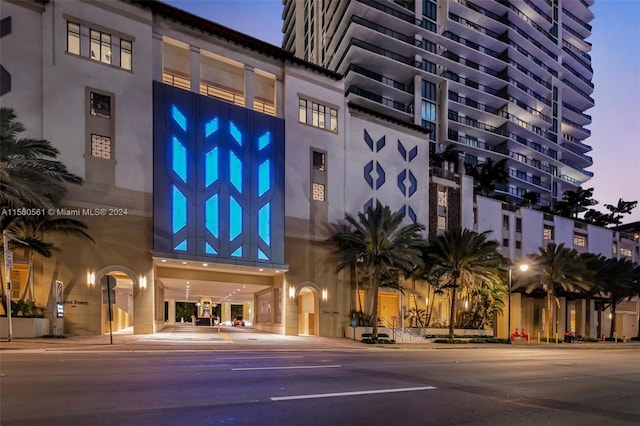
top-left (3, 230), bottom-right (29, 342)
top-left (507, 263), bottom-right (529, 344)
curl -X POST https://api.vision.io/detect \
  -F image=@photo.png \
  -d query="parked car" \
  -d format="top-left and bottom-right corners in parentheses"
top-left (233, 316), bottom-right (245, 326)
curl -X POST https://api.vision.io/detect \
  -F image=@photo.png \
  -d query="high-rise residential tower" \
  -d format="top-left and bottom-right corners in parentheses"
top-left (282, 0), bottom-right (594, 208)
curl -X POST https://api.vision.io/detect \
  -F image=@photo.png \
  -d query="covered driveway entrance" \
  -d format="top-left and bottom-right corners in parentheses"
top-left (154, 258), bottom-right (286, 333)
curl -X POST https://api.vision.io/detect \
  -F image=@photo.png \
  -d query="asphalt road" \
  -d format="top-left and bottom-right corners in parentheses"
top-left (1, 330), bottom-right (639, 425)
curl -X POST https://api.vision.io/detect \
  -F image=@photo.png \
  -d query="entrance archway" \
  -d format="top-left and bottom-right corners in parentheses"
top-left (296, 284), bottom-right (319, 336)
top-left (96, 265), bottom-right (138, 334)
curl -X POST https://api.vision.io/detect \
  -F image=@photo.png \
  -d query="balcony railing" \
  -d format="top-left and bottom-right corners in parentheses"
top-left (562, 102), bottom-right (592, 121)
top-left (561, 159), bottom-right (594, 177)
top-left (346, 64), bottom-right (412, 93)
top-left (562, 118), bottom-right (591, 136)
top-left (448, 132), bottom-right (509, 155)
top-left (162, 71), bottom-right (191, 91)
top-left (449, 91), bottom-right (509, 118)
top-left (448, 110), bottom-right (509, 136)
top-left (509, 169), bottom-right (551, 189)
top-left (563, 7), bottom-right (592, 32)
top-left (562, 79), bottom-right (594, 104)
top-left (346, 85), bottom-right (413, 114)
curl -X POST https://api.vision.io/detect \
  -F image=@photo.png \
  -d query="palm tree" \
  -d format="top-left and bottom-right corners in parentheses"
top-left (604, 199), bottom-right (638, 226)
top-left (465, 158), bottom-right (508, 197)
top-left (4, 214), bottom-right (94, 303)
top-left (596, 257), bottom-right (636, 338)
top-left (519, 243), bottom-right (592, 340)
top-left (554, 187), bottom-right (597, 219)
top-left (427, 228), bottom-right (505, 338)
top-left (0, 107), bottom-right (82, 209)
top-left (329, 203), bottom-right (426, 339)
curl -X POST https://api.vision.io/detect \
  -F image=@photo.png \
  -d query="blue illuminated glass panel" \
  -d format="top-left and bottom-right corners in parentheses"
top-left (205, 117), bottom-right (219, 137)
top-left (231, 247), bottom-right (243, 257)
top-left (172, 185), bottom-right (186, 233)
top-left (229, 196), bottom-right (242, 240)
top-left (258, 160), bottom-right (270, 197)
top-left (205, 242), bottom-right (217, 255)
top-left (171, 105), bottom-right (187, 132)
top-left (258, 249), bottom-right (268, 260)
top-left (258, 204), bottom-right (270, 245)
top-left (172, 137), bottom-right (187, 182)
top-left (174, 239), bottom-right (187, 251)
top-left (258, 131), bottom-right (270, 150)
top-left (229, 151), bottom-right (242, 192)
top-left (230, 121), bottom-right (242, 146)
top-left (205, 147), bottom-right (219, 186)
top-left (205, 194), bottom-right (219, 238)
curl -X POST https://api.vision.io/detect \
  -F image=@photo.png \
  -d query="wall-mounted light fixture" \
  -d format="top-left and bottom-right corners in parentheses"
top-left (289, 285), bottom-right (296, 299)
top-left (322, 288), bottom-right (328, 302)
top-left (139, 275), bottom-right (147, 289)
top-left (87, 272), bottom-right (96, 287)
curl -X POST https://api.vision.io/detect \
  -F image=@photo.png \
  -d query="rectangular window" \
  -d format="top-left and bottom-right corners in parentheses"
top-left (437, 190), bottom-right (447, 207)
top-left (515, 240), bottom-right (522, 249)
top-left (437, 216), bottom-right (446, 230)
top-left (298, 99), bottom-right (307, 123)
top-left (503, 215), bottom-right (509, 230)
top-left (318, 104), bottom-right (325, 128)
top-left (67, 22), bottom-right (80, 55)
top-left (620, 248), bottom-right (632, 257)
top-left (516, 218), bottom-right (522, 233)
top-left (312, 150), bottom-right (325, 171)
top-left (421, 101), bottom-right (436, 122)
top-left (543, 226), bottom-right (554, 240)
top-left (311, 102), bottom-right (322, 127)
top-left (573, 234), bottom-right (587, 247)
top-left (90, 29), bottom-right (111, 64)
top-left (612, 243), bottom-right (617, 254)
top-left (90, 92), bottom-right (111, 119)
top-left (120, 39), bottom-right (132, 70)
top-left (312, 182), bottom-right (325, 201)
top-left (422, 80), bottom-right (436, 101)
top-left (330, 108), bottom-right (338, 132)
top-left (503, 238), bottom-right (509, 247)
top-left (91, 134), bottom-right (111, 159)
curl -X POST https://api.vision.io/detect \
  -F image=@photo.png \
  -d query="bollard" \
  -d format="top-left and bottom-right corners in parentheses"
top-left (555, 332), bottom-right (559, 344)
top-left (601, 335), bottom-right (605, 342)
top-left (614, 332), bottom-right (617, 343)
top-left (537, 332), bottom-right (540, 344)
top-left (623, 335), bottom-right (627, 343)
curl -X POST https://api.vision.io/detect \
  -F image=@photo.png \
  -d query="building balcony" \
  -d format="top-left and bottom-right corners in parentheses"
top-left (561, 133), bottom-right (592, 153)
top-left (561, 158), bottom-right (594, 177)
top-left (346, 85), bottom-right (413, 116)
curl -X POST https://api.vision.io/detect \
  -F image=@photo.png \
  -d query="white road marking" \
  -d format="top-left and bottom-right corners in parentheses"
top-left (271, 386), bottom-right (436, 401)
top-left (218, 356), bottom-right (304, 360)
top-left (233, 364), bottom-right (342, 371)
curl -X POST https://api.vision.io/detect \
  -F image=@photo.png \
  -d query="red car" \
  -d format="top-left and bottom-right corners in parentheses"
top-left (233, 316), bottom-right (245, 326)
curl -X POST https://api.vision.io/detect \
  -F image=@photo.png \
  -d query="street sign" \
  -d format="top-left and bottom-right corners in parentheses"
top-left (5, 250), bottom-right (12, 269)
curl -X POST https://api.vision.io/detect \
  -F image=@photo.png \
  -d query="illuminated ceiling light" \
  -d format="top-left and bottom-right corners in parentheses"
top-left (259, 268), bottom-right (264, 272)
top-left (243, 285), bottom-right (246, 288)
top-left (161, 259), bottom-right (167, 263)
top-left (181, 261), bottom-right (187, 265)
top-left (202, 263), bottom-right (208, 266)
top-left (275, 270), bottom-right (280, 273)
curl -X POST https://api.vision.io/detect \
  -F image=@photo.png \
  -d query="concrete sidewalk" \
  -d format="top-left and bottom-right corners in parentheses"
top-left (1, 326), bottom-right (639, 352)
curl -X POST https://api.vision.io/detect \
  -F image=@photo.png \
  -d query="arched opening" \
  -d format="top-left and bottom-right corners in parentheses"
top-left (297, 286), bottom-right (318, 336)
top-left (96, 266), bottom-right (138, 335)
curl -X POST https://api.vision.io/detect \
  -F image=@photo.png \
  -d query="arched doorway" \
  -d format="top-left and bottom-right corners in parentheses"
top-left (298, 286), bottom-right (319, 336)
top-left (96, 265), bottom-right (138, 334)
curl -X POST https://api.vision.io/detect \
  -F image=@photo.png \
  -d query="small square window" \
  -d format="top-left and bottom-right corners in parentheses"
top-left (91, 134), bottom-right (111, 159)
top-left (437, 190), bottom-right (447, 207)
top-left (90, 92), bottom-right (111, 119)
top-left (620, 248), bottom-right (632, 257)
top-left (573, 234), bottom-right (586, 247)
top-left (312, 151), bottom-right (325, 171)
top-left (543, 226), bottom-right (554, 240)
top-left (312, 182), bottom-right (325, 201)
top-left (437, 216), bottom-right (446, 230)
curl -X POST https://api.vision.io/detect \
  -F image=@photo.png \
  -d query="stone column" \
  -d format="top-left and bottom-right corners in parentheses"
top-left (190, 45), bottom-right (200, 93)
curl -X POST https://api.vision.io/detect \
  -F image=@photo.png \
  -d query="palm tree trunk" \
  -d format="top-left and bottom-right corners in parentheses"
top-left (609, 302), bottom-right (616, 339)
top-left (584, 294), bottom-right (591, 339)
top-left (546, 293), bottom-right (553, 341)
top-left (371, 270), bottom-right (380, 339)
top-left (448, 285), bottom-right (457, 339)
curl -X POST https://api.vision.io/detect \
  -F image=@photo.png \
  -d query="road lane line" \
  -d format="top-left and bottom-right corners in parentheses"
top-left (220, 332), bottom-right (232, 342)
top-left (233, 365), bottom-right (341, 371)
top-left (271, 386), bottom-right (436, 401)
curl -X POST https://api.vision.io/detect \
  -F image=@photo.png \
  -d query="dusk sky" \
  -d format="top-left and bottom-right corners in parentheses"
top-left (165, 0), bottom-right (640, 223)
